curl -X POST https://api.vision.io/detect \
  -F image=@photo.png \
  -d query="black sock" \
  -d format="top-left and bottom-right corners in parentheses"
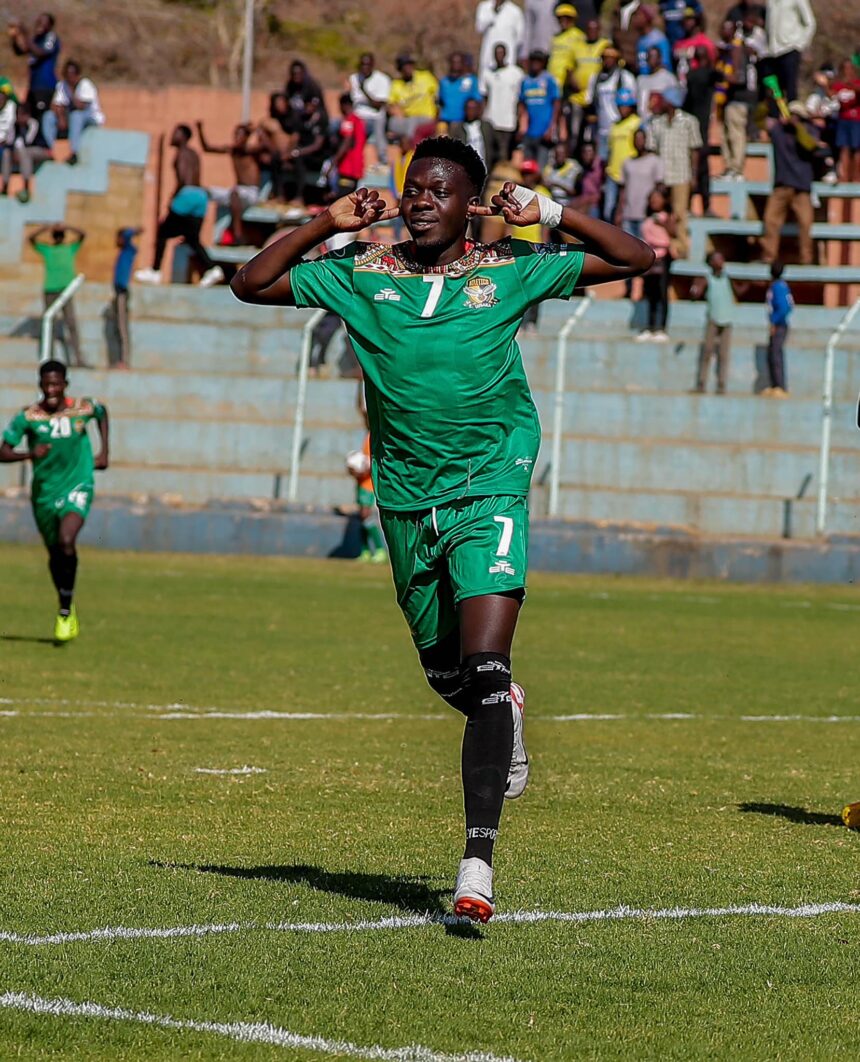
top-left (49, 548), bottom-right (77, 614)
top-left (460, 653), bottom-right (514, 867)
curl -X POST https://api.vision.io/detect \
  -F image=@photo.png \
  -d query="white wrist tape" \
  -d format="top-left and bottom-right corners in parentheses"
top-left (510, 183), bottom-right (563, 228)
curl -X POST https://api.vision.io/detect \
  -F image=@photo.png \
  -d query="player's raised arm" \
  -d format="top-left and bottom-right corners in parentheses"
top-left (94, 405), bottom-right (109, 471)
top-left (474, 181), bottom-right (655, 283)
top-left (229, 189), bottom-right (398, 306)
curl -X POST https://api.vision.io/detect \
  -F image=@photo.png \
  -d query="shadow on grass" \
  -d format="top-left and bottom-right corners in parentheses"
top-left (738, 802), bottom-right (844, 828)
top-left (0, 634), bottom-right (62, 646)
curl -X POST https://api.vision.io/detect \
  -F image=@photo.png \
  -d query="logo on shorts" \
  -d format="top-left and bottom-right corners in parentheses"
top-left (374, 287), bottom-right (402, 302)
top-left (515, 457), bottom-right (533, 470)
top-left (463, 275), bottom-right (499, 309)
top-left (489, 560), bottom-right (516, 576)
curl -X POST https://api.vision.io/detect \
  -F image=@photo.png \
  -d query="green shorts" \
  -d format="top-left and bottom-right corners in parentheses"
top-left (32, 482), bottom-right (94, 547)
top-left (356, 485), bottom-right (375, 508)
top-left (379, 494), bottom-right (529, 649)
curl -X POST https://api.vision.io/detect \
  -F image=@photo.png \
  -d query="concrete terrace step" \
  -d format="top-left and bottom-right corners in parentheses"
top-left (671, 260), bottom-right (860, 284)
top-left (688, 219), bottom-right (860, 262)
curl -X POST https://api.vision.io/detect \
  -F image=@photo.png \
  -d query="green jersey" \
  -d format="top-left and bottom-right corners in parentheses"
top-left (290, 238), bottom-right (584, 511)
top-left (3, 396), bottom-right (105, 504)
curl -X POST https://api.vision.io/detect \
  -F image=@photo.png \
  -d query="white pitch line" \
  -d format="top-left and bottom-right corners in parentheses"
top-left (0, 991), bottom-right (520, 1062)
top-left (194, 766), bottom-right (267, 775)
top-left (2, 901), bottom-right (857, 948)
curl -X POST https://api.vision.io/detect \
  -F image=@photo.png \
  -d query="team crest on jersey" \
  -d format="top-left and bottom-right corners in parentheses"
top-left (463, 275), bottom-right (499, 309)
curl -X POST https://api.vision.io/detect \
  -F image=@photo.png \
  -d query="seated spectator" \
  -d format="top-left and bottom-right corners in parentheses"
top-left (761, 102), bottom-right (818, 265)
top-left (331, 93), bottom-right (366, 195)
top-left (673, 8), bottom-right (717, 82)
top-left (197, 120), bottom-right (267, 244)
top-left (388, 55), bottom-right (439, 141)
top-left (348, 53), bottom-right (391, 166)
top-left (637, 46), bottom-right (681, 120)
top-left (285, 59), bottom-right (326, 125)
top-left (646, 86), bottom-right (701, 257)
top-left (7, 12), bottom-right (60, 122)
top-left (438, 52), bottom-right (482, 139)
top-left (593, 47), bottom-right (637, 159)
top-left (571, 140), bottom-right (604, 217)
top-left (638, 185), bottom-right (674, 340)
top-left (604, 89), bottom-right (640, 222)
top-left (0, 82), bottom-right (17, 184)
top-left (135, 124), bottom-right (223, 288)
top-left (457, 98), bottom-right (487, 162)
top-left (519, 49), bottom-right (561, 167)
top-left (543, 141), bottom-right (582, 201)
top-left (633, 5), bottom-right (672, 74)
top-left (831, 58), bottom-right (860, 183)
top-left (283, 96), bottom-right (330, 204)
top-left (482, 43), bottom-right (524, 174)
top-left (1, 99), bottom-right (50, 202)
top-left (683, 46), bottom-right (718, 215)
top-left (42, 60), bottom-right (104, 164)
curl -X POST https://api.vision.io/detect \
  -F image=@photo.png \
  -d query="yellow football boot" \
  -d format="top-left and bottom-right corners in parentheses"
top-left (841, 801), bottom-right (860, 830)
top-left (54, 606), bottom-right (79, 643)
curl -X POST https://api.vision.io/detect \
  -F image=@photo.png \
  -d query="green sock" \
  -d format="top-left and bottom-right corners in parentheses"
top-left (366, 523), bottom-right (384, 551)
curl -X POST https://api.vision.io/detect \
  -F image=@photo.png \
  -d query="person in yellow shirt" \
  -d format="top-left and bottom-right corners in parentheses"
top-left (566, 19), bottom-right (610, 149)
top-left (548, 4), bottom-right (584, 92)
top-left (388, 54), bottom-right (439, 140)
top-left (603, 88), bottom-right (640, 222)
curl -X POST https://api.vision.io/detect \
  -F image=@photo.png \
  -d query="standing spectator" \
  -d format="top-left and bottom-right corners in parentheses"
top-left (566, 19), bottom-right (610, 150)
top-left (482, 43), bottom-right (525, 172)
top-left (1, 100), bottom-right (50, 202)
top-left (108, 227), bottom-right (140, 371)
top-left (197, 121), bottom-right (267, 244)
top-left (618, 129), bottom-right (664, 236)
top-left (260, 93), bottom-right (297, 200)
top-left (638, 185), bottom-right (674, 340)
top-left (831, 59), bottom-right (860, 183)
top-left (348, 53), bottom-right (391, 166)
top-left (42, 60), bottom-right (104, 164)
top-left (476, 0), bottom-right (526, 91)
top-left (637, 45), bottom-right (680, 119)
top-left (760, 103), bottom-right (816, 265)
top-left (725, 0), bottom-right (766, 34)
top-left (439, 53), bottom-right (483, 139)
top-left (604, 89), bottom-right (640, 222)
top-left (0, 83), bottom-right (17, 182)
top-left (593, 48), bottom-right (637, 159)
top-left (7, 12), bottom-right (60, 122)
top-left (763, 0), bottom-right (816, 104)
top-left (388, 55), bottom-right (439, 141)
top-left (633, 5), bottom-right (672, 74)
top-left (572, 139), bottom-right (604, 216)
top-left (458, 98), bottom-right (487, 162)
top-left (331, 94), bottom-right (366, 195)
top-left (135, 124), bottom-right (223, 288)
top-left (519, 49), bottom-right (561, 166)
top-left (30, 223), bottom-right (87, 367)
top-left (673, 8), bottom-right (717, 82)
top-left (548, 4), bottom-right (584, 92)
top-left (690, 251), bottom-right (746, 394)
top-left (285, 60), bottom-right (326, 124)
top-left (283, 95), bottom-right (330, 203)
top-left (764, 261), bottom-right (793, 397)
top-left (660, 0), bottom-right (701, 55)
top-left (647, 86), bottom-right (702, 258)
top-left (715, 19), bottom-right (757, 179)
top-left (683, 46), bottom-right (717, 215)
top-left (524, 0), bottom-right (559, 56)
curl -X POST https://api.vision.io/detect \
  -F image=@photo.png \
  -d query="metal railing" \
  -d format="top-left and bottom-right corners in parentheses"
top-left (547, 291), bottom-right (594, 517)
top-left (287, 307), bottom-right (328, 502)
top-left (815, 297), bottom-right (860, 536)
top-left (40, 273), bottom-right (85, 363)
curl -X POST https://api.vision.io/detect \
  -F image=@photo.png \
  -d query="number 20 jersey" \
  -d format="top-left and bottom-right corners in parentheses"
top-left (289, 239), bottom-right (585, 512)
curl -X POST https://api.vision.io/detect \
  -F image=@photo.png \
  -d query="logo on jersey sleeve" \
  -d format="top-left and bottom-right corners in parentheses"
top-left (463, 275), bottom-right (499, 309)
top-left (374, 287), bottom-right (402, 302)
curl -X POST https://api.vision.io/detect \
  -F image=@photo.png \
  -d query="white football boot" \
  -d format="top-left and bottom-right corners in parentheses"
top-left (453, 857), bottom-right (495, 923)
top-left (505, 681), bottom-right (528, 800)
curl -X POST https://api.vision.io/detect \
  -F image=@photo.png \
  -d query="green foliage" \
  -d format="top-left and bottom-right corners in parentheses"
top-left (266, 16), bottom-right (364, 71)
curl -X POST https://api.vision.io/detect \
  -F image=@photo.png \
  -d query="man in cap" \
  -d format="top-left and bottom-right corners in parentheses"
top-left (604, 87), bottom-right (640, 222)
top-left (593, 46), bottom-right (637, 159)
top-left (549, 4), bottom-right (584, 90)
top-left (647, 84), bottom-right (702, 256)
top-left (565, 17), bottom-right (610, 150)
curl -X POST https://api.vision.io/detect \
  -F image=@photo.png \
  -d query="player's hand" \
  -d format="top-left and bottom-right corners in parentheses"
top-left (94, 452), bottom-right (109, 471)
top-left (325, 188), bottom-right (399, 232)
top-left (469, 181), bottom-right (541, 226)
top-left (31, 443), bottom-right (51, 459)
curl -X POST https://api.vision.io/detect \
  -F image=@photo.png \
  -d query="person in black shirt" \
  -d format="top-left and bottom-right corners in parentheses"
top-left (683, 45), bottom-right (718, 215)
top-left (761, 104), bottom-right (819, 265)
top-left (285, 60), bottom-right (327, 126)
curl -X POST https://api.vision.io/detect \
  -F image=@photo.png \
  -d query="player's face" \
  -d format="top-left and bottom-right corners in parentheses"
top-left (400, 159), bottom-right (476, 249)
top-left (40, 371), bottom-right (66, 412)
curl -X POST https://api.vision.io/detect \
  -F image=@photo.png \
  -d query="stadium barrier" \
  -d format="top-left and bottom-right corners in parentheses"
top-left (816, 297), bottom-right (860, 536)
top-left (40, 274), bottom-right (85, 363)
top-left (288, 307), bottom-right (329, 502)
top-left (548, 291), bottom-right (595, 517)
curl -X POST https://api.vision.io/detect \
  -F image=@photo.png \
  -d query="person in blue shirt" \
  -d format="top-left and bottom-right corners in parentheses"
top-left (764, 261), bottom-right (793, 397)
top-left (659, 0), bottom-right (701, 56)
top-left (518, 49), bottom-right (561, 167)
top-left (633, 5), bottom-right (673, 74)
top-left (110, 227), bottom-right (141, 370)
top-left (438, 52), bottom-right (482, 139)
top-left (9, 12), bottom-right (60, 121)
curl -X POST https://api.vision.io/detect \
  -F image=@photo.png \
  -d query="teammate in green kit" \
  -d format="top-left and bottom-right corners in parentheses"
top-left (1, 361), bottom-right (109, 642)
top-left (231, 136), bottom-right (653, 922)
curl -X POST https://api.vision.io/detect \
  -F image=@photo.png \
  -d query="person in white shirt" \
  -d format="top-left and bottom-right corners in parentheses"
top-left (637, 46), bottom-right (680, 120)
top-left (476, 0), bottom-right (526, 91)
top-left (481, 43), bottom-right (526, 172)
top-left (42, 59), bottom-right (104, 163)
top-left (523, 0), bottom-right (558, 56)
top-left (764, 0), bottom-right (816, 103)
top-left (348, 52), bottom-right (392, 165)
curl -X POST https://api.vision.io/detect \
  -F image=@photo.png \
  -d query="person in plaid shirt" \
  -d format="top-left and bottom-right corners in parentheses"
top-left (646, 85), bottom-right (702, 258)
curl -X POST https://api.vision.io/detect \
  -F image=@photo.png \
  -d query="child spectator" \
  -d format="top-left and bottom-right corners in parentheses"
top-left (764, 261), bottom-right (793, 397)
top-left (604, 89), bottom-right (640, 223)
top-left (331, 94), bottom-right (366, 196)
top-left (690, 251), bottom-right (749, 393)
top-left (831, 58), bottom-right (860, 182)
top-left (638, 186), bottom-right (674, 341)
top-left (42, 60), bottom-right (104, 164)
top-left (572, 140), bottom-right (604, 218)
top-left (1, 99), bottom-right (50, 202)
top-left (458, 98), bottom-right (487, 162)
top-left (108, 227), bottom-right (140, 371)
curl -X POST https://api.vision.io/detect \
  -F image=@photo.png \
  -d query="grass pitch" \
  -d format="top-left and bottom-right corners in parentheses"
top-left (1, 543), bottom-right (859, 1060)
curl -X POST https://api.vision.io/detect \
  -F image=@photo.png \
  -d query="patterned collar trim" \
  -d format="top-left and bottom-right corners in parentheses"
top-left (392, 239), bottom-right (512, 277)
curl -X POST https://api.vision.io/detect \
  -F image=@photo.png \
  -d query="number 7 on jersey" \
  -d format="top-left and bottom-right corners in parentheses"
top-left (421, 275), bottom-right (445, 318)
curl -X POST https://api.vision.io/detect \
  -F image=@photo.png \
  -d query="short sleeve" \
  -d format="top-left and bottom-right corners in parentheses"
top-left (688, 117), bottom-right (703, 149)
top-left (548, 76), bottom-right (560, 101)
top-left (289, 244), bottom-right (357, 316)
top-left (43, 31), bottom-right (59, 57)
top-left (389, 81), bottom-right (404, 106)
top-left (2, 410), bottom-right (27, 448)
top-left (511, 240), bottom-right (585, 304)
top-left (75, 79), bottom-right (96, 105)
top-left (85, 398), bottom-right (106, 422)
